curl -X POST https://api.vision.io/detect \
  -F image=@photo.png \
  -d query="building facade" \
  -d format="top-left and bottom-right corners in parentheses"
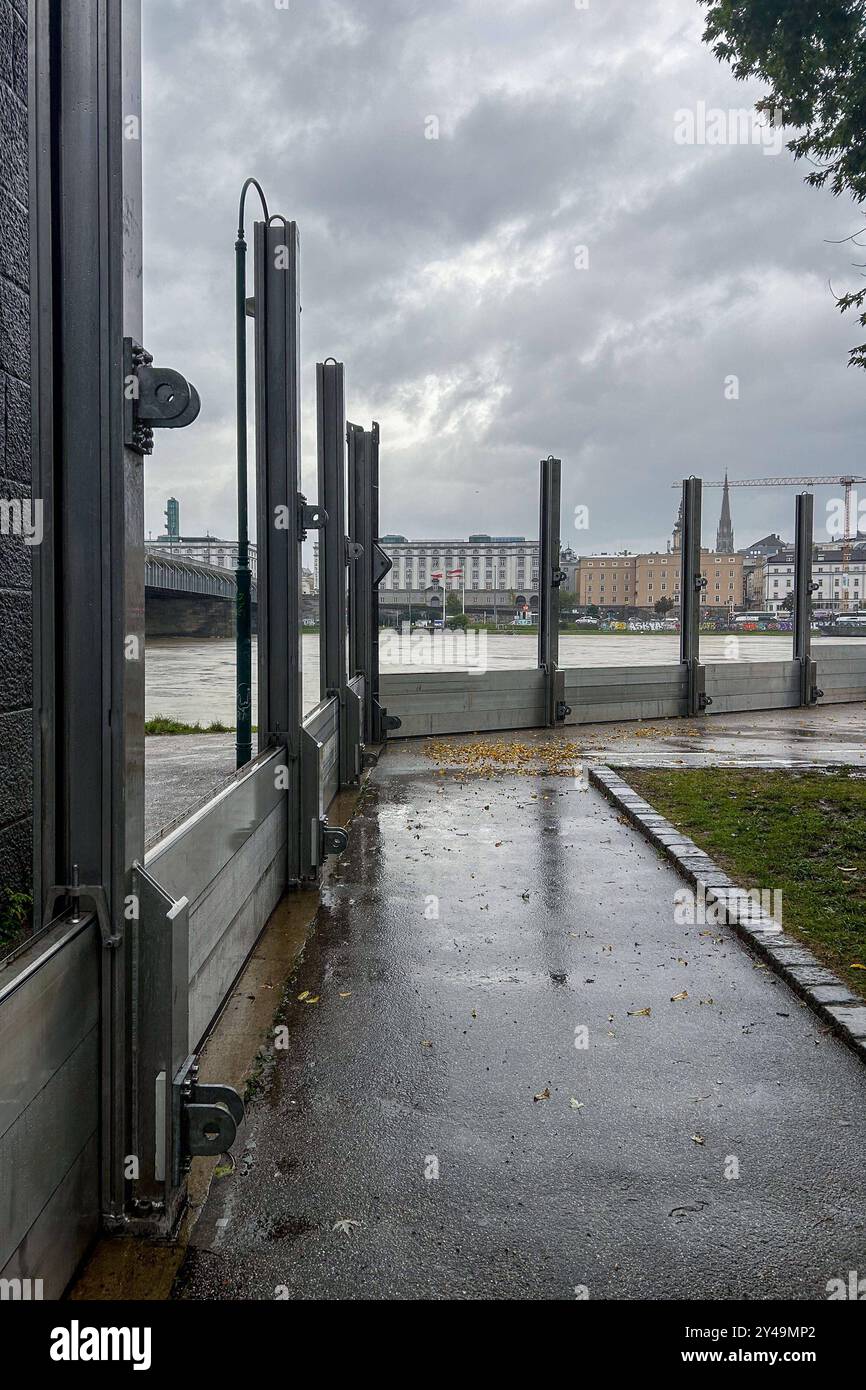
top-left (379, 535), bottom-right (539, 594)
top-left (322, 534), bottom-right (542, 596)
top-left (577, 550), bottom-right (744, 612)
top-left (758, 543), bottom-right (866, 613)
top-left (147, 535), bottom-right (259, 579)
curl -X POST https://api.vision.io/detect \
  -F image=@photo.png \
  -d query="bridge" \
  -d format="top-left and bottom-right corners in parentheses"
top-left (144, 549), bottom-right (258, 638)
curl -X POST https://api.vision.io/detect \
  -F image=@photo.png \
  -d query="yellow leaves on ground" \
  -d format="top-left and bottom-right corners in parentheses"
top-left (424, 737), bottom-right (585, 778)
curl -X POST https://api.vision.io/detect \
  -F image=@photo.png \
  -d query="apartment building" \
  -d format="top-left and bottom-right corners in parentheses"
top-left (577, 551), bottom-right (744, 611)
top-left (759, 543), bottom-right (866, 612)
top-left (372, 535), bottom-right (540, 594)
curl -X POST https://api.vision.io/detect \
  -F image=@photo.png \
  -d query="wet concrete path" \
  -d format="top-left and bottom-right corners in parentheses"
top-left (175, 743), bottom-right (866, 1300)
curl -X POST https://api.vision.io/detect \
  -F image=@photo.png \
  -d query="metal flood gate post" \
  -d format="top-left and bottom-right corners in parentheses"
top-left (679, 477), bottom-right (709, 716)
top-left (317, 361), bottom-right (363, 786)
top-left (25, 0), bottom-right (238, 1257)
top-left (31, 0), bottom-right (144, 1237)
top-left (538, 456), bottom-right (569, 726)
top-left (253, 217), bottom-right (319, 885)
top-left (348, 422), bottom-right (401, 743)
top-left (794, 492), bottom-right (822, 707)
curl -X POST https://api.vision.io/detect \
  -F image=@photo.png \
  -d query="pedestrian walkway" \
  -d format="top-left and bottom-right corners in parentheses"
top-left (175, 740), bottom-right (866, 1300)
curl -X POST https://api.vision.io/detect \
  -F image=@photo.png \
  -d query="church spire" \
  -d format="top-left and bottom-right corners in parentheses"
top-left (716, 473), bottom-right (734, 553)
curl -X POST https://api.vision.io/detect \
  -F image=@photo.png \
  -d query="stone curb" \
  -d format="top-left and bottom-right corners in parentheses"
top-left (588, 764), bottom-right (866, 1065)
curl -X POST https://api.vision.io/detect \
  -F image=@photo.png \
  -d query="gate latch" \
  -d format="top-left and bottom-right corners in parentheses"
top-left (124, 339), bottom-right (201, 456)
top-left (174, 1056), bottom-right (244, 1170)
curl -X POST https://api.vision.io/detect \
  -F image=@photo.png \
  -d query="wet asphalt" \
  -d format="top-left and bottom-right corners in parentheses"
top-left (174, 741), bottom-right (866, 1301)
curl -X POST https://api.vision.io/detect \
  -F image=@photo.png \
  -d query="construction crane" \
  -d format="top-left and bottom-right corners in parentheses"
top-left (671, 474), bottom-right (866, 612)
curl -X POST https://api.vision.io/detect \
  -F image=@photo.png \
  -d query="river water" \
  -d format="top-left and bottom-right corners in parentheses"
top-left (144, 632), bottom-right (861, 725)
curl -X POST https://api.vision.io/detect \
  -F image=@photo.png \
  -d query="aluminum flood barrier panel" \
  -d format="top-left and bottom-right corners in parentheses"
top-left (564, 664), bottom-right (688, 724)
top-left (379, 669), bottom-right (547, 738)
top-left (704, 660), bottom-right (801, 715)
top-left (816, 644), bottom-right (866, 704)
top-left (300, 697), bottom-right (349, 879)
top-left (380, 648), bottom-right (866, 737)
top-left (0, 916), bottom-right (100, 1298)
top-left (144, 746), bottom-right (288, 1052)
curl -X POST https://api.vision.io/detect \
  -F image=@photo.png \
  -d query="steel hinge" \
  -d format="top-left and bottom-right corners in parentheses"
top-left (556, 701), bottom-right (572, 721)
top-left (552, 568), bottom-right (567, 589)
top-left (124, 339), bottom-right (201, 456)
top-left (174, 1055), bottom-right (244, 1178)
top-left (299, 495), bottom-right (328, 538)
top-left (345, 538), bottom-right (363, 563)
top-left (320, 819), bottom-right (349, 858)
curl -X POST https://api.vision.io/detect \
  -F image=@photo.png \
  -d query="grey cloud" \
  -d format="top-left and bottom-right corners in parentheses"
top-left (142, 0), bottom-right (866, 557)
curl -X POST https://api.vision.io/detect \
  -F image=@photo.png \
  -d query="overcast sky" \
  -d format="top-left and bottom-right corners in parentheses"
top-left (141, 0), bottom-right (866, 555)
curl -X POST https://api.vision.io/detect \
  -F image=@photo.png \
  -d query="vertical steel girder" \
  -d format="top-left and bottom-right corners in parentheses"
top-left (348, 423), bottom-right (399, 743)
top-left (31, 0), bottom-right (143, 1226)
top-left (538, 457), bottom-right (568, 726)
top-left (32, 0), bottom-right (209, 1235)
top-left (347, 421), bottom-right (371, 727)
top-left (679, 477), bottom-right (709, 716)
top-left (317, 361), bottom-right (355, 786)
top-left (254, 219), bottom-right (305, 881)
top-left (794, 493), bottom-right (821, 707)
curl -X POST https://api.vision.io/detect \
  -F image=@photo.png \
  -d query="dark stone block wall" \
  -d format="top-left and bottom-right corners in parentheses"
top-left (0, 0), bottom-right (32, 936)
